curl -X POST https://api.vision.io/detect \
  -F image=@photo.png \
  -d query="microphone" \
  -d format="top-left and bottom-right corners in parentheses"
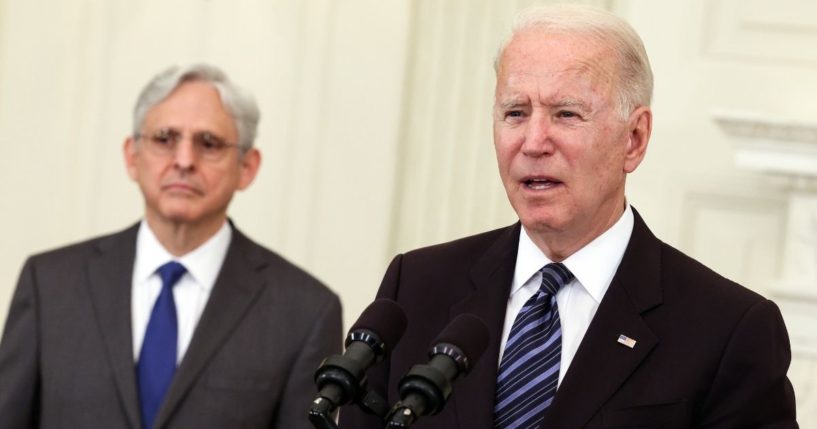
top-left (310, 299), bottom-right (407, 425)
top-left (386, 313), bottom-right (490, 428)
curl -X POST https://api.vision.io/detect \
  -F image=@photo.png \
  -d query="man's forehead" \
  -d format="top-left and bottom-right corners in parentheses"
top-left (500, 62), bottom-right (606, 86)
top-left (498, 29), bottom-right (617, 79)
top-left (154, 81), bottom-right (223, 109)
top-left (496, 32), bottom-right (617, 105)
top-left (496, 66), bottom-right (612, 105)
top-left (142, 81), bottom-right (237, 134)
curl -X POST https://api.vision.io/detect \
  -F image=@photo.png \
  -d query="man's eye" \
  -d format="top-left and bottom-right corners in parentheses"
top-left (557, 111), bottom-right (579, 119)
top-left (198, 133), bottom-right (225, 152)
top-left (506, 110), bottom-right (524, 119)
top-left (150, 129), bottom-right (181, 146)
top-left (152, 134), bottom-right (173, 145)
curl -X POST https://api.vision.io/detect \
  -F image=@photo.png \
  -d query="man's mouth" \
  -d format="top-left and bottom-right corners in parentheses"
top-left (163, 183), bottom-right (200, 194)
top-left (522, 177), bottom-right (562, 190)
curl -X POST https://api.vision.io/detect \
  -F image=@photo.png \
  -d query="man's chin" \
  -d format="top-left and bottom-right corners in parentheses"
top-left (519, 214), bottom-right (569, 235)
top-left (151, 206), bottom-right (202, 226)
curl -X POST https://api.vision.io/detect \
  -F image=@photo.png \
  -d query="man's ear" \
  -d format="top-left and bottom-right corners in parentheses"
top-left (237, 148), bottom-right (261, 190)
top-left (623, 106), bottom-right (652, 173)
top-left (123, 136), bottom-right (139, 181)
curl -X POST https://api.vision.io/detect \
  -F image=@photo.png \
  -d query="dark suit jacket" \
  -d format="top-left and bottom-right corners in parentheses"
top-left (339, 210), bottom-right (797, 428)
top-left (0, 223), bottom-right (342, 429)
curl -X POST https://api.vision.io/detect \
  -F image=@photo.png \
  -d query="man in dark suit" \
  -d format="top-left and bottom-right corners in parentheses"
top-left (340, 5), bottom-right (797, 429)
top-left (0, 64), bottom-right (342, 429)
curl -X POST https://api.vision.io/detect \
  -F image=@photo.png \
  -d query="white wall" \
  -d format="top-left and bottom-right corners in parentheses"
top-left (0, 0), bottom-right (410, 330)
top-left (1, 0), bottom-right (815, 423)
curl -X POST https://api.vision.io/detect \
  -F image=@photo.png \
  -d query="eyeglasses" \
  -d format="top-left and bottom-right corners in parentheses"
top-left (136, 128), bottom-right (241, 161)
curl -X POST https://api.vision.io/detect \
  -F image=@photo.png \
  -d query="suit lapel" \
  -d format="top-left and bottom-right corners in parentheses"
top-left (449, 224), bottom-right (520, 429)
top-left (542, 280), bottom-right (658, 428)
top-left (153, 228), bottom-right (267, 428)
top-left (86, 224), bottom-right (142, 429)
top-left (541, 210), bottom-right (663, 428)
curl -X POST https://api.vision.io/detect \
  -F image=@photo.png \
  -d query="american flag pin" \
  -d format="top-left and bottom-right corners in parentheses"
top-left (617, 334), bottom-right (637, 349)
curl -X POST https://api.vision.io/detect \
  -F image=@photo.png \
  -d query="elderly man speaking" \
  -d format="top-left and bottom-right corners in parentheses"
top-left (340, 5), bottom-right (797, 429)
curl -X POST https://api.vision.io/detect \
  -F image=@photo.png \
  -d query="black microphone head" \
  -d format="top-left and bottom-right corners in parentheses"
top-left (430, 313), bottom-right (490, 371)
top-left (348, 299), bottom-right (408, 353)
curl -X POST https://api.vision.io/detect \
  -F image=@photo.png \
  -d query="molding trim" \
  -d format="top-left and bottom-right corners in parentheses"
top-left (713, 110), bottom-right (817, 184)
top-left (679, 190), bottom-right (786, 297)
top-left (703, 0), bottom-right (817, 66)
top-left (712, 110), bottom-right (817, 144)
top-left (715, 109), bottom-right (817, 360)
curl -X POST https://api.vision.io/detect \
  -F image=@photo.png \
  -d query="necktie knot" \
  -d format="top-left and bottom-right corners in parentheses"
top-left (539, 262), bottom-right (573, 297)
top-left (158, 261), bottom-right (186, 289)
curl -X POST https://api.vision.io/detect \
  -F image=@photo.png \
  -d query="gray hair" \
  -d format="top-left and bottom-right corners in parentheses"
top-left (132, 63), bottom-right (260, 152)
top-left (495, 4), bottom-right (653, 118)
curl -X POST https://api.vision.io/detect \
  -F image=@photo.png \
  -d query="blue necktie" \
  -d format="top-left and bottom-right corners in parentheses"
top-left (137, 261), bottom-right (186, 429)
top-left (494, 263), bottom-right (574, 429)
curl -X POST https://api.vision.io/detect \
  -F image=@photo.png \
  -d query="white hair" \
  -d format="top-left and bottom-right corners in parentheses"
top-left (495, 4), bottom-right (653, 118)
top-left (132, 63), bottom-right (260, 152)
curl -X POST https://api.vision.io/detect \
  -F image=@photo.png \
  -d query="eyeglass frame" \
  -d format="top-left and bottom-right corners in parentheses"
top-left (134, 127), bottom-right (246, 162)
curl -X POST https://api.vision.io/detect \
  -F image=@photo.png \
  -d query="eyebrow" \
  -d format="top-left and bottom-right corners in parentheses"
top-left (496, 99), bottom-right (529, 110)
top-left (496, 97), bottom-right (592, 112)
top-left (549, 98), bottom-right (591, 111)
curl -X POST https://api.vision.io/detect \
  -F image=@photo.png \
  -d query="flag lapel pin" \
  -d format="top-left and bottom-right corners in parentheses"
top-left (617, 334), bottom-right (637, 349)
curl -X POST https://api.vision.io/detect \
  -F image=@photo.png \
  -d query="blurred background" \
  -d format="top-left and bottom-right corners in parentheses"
top-left (1, 0), bottom-right (816, 423)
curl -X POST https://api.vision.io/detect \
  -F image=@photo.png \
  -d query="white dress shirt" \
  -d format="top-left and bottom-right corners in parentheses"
top-left (499, 205), bottom-right (634, 386)
top-left (131, 220), bottom-right (232, 364)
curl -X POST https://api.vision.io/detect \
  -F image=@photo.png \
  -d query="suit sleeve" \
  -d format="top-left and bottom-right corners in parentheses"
top-left (270, 289), bottom-right (342, 429)
top-left (337, 254), bottom-right (403, 429)
top-left (0, 258), bottom-right (40, 429)
top-left (698, 299), bottom-right (798, 428)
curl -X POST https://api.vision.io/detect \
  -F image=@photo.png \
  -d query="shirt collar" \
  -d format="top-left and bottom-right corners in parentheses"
top-left (512, 204), bottom-right (634, 303)
top-left (134, 220), bottom-right (233, 291)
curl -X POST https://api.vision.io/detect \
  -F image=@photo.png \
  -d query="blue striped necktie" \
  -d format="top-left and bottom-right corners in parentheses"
top-left (137, 261), bottom-right (187, 429)
top-left (494, 262), bottom-right (574, 429)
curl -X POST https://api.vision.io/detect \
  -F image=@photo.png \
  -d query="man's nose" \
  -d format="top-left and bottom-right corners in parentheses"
top-left (521, 114), bottom-right (554, 157)
top-left (173, 138), bottom-right (196, 169)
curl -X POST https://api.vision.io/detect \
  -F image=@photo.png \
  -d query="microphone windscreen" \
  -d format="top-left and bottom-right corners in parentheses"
top-left (432, 313), bottom-right (490, 362)
top-left (350, 299), bottom-right (408, 351)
